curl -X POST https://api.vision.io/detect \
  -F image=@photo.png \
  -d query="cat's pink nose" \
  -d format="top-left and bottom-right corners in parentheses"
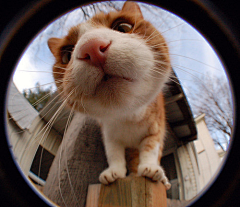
top-left (77, 38), bottom-right (111, 67)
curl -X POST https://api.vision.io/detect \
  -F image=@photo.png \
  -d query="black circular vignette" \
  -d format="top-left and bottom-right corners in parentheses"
top-left (0, 0), bottom-right (240, 206)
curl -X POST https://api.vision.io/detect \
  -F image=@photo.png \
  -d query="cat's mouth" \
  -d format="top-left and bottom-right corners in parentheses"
top-left (102, 74), bottom-right (134, 82)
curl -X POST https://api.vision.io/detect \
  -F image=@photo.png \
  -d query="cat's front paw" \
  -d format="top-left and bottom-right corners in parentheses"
top-left (99, 166), bottom-right (127, 185)
top-left (138, 164), bottom-right (171, 190)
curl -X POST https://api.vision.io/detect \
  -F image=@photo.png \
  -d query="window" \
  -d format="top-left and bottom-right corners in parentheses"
top-left (29, 145), bottom-right (55, 186)
top-left (162, 153), bottom-right (179, 199)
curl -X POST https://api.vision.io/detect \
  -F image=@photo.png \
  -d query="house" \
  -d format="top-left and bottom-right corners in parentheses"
top-left (7, 82), bottom-right (62, 186)
top-left (6, 78), bottom-right (224, 206)
top-left (193, 113), bottom-right (224, 192)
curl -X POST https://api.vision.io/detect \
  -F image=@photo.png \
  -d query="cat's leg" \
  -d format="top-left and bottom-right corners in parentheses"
top-left (138, 135), bottom-right (171, 190)
top-left (99, 140), bottom-right (127, 185)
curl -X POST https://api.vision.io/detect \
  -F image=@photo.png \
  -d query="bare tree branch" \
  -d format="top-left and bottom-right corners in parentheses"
top-left (189, 74), bottom-right (233, 151)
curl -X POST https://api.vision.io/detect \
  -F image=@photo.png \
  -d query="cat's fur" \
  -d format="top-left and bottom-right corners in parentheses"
top-left (48, 1), bottom-right (171, 189)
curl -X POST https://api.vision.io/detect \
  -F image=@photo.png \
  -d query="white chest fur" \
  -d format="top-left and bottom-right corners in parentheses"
top-left (101, 117), bottom-right (149, 148)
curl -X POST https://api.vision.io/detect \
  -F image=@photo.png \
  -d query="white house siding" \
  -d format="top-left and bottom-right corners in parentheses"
top-left (29, 116), bottom-right (62, 156)
top-left (8, 117), bottom-right (39, 175)
top-left (193, 114), bottom-right (221, 191)
top-left (175, 114), bottom-right (223, 201)
top-left (177, 143), bottom-right (198, 200)
top-left (8, 108), bottom-right (62, 176)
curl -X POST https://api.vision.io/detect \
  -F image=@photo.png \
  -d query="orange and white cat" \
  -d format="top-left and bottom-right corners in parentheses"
top-left (48, 1), bottom-right (171, 189)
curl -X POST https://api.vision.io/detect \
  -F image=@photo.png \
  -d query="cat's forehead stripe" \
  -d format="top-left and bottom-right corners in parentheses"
top-left (64, 25), bottom-right (80, 46)
top-left (79, 14), bottom-right (112, 37)
top-left (79, 22), bottom-right (96, 36)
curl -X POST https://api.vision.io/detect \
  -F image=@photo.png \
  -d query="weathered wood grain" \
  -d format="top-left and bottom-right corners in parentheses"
top-left (86, 184), bottom-right (101, 207)
top-left (146, 177), bottom-right (167, 207)
top-left (91, 176), bottom-right (167, 207)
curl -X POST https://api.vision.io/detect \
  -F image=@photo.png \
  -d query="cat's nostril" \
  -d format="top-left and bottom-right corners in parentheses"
top-left (78, 38), bottom-right (111, 67)
top-left (83, 53), bottom-right (91, 60)
top-left (100, 45), bottom-right (108, 53)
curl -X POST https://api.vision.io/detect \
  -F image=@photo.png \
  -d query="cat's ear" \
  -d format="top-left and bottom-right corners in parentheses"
top-left (48, 37), bottom-right (61, 55)
top-left (122, 1), bottom-right (143, 19)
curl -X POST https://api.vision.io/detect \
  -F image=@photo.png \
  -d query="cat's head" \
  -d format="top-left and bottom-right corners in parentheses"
top-left (48, 2), bottom-right (171, 118)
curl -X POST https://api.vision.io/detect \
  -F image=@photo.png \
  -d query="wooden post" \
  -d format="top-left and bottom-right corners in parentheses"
top-left (86, 175), bottom-right (167, 207)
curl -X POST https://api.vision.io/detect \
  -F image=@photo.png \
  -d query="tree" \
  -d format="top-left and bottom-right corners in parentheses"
top-left (23, 82), bottom-right (53, 111)
top-left (188, 74), bottom-right (233, 151)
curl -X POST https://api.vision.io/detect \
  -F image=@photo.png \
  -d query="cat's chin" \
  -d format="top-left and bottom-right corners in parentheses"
top-left (67, 92), bottom-right (139, 119)
top-left (102, 74), bottom-right (134, 83)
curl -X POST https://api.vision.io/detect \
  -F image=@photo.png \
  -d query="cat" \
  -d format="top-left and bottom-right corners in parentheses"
top-left (47, 1), bottom-right (171, 190)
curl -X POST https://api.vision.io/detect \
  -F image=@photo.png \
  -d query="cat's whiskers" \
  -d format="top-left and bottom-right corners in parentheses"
top-left (31, 92), bottom-right (53, 109)
top-left (143, 27), bottom-right (158, 42)
top-left (17, 69), bottom-right (65, 75)
top-left (20, 90), bottom-right (66, 149)
top-left (146, 31), bottom-right (163, 44)
top-left (172, 63), bottom-right (206, 76)
top-left (55, 79), bottom-right (64, 84)
top-left (145, 55), bottom-right (206, 85)
top-left (130, 12), bottom-right (138, 34)
top-left (149, 43), bottom-right (169, 49)
top-left (38, 86), bottom-right (65, 115)
top-left (142, 21), bottom-right (149, 40)
top-left (170, 53), bottom-right (222, 72)
top-left (26, 86), bottom-right (63, 129)
top-left (150, 67), bottom-right (181, 86)
top-left (132, 23), bottom-right (210, 86)
top-left (150, 64), bottom-right (206, 94)
top-left (34, 55), bottom-right (73, 72)
top-left (167, 38), bottom-right (204, 45)
top-left (134, 55), bottom-right (170, 67)
top-left (25, 90), bottom-right (74, 188)
top-left (170, 64), bottom-right (217, 89)
top-left (60, 101), bottom-right (80, 206)
top-left (34, 56), bottom-right (69, 71)
top-left (148, 38), bottom-right (203, 50)
top-left (161, 22), bottom-right (185, 34)
top-left (148, 7), bottom-right (173, 31)
top-left (133, 28), bottom-right (165, 53)
top-left (43, 88), bottom-right (75, 141)
top-left (8, 83), bottom-right (58, 134)
top-left (23, 81), bottom-right (57, 92)
top-left (80, 94), bottom-right (89, 115)
top-left (54, 65), bottom-right (72, 71)
top-left (8, 86), bottom-right (73, 151)
top-left (136, 49), bottom-right (221, 80)
top-left (143, 49), bottom-right (222, 83)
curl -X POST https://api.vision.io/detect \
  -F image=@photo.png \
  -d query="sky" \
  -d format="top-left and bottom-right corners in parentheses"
top-left (12, 2), bottom-right (228, 99)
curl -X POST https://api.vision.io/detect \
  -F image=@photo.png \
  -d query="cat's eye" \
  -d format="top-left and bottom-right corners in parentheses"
top-left (113, 22), bottom-right (133, 33)
top-left (61, 46), bottom-right (73, 64)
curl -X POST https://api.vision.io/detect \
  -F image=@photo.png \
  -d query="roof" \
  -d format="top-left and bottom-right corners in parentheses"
top-left (7, 82), bottom-right (39, 129)
top-left (164, 71), bottom-right (197, 146)
top-left (195, 113), bottom-right (206, 124)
